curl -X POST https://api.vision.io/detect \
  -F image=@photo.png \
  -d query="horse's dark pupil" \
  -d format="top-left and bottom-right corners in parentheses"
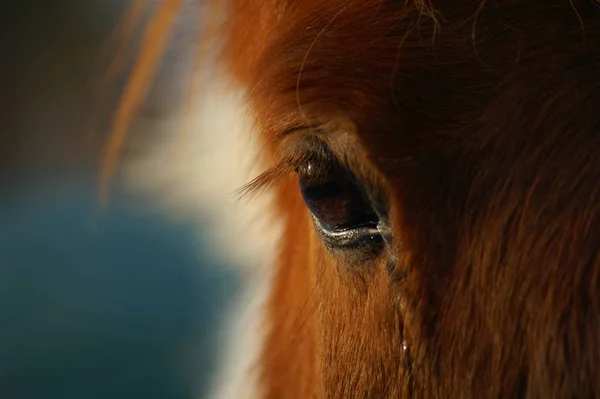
top-left (298, 164), bottom-right (379, 231)
top-left (302, 180), bottom-right (344, 201)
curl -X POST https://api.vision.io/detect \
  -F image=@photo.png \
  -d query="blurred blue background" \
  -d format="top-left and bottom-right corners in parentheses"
top-left (0, 2), bottom-right (239, 398)
top-left (0, 184), bottom-right (238, 399)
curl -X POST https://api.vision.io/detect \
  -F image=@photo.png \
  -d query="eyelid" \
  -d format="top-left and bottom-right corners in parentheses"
top-left (274, 125), bottom-right (391, 213)
top-left (278, 131), bottom-right (361, 180)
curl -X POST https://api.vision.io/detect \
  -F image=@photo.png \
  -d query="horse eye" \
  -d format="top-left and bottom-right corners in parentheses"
top-left (297, 158), bottom-right (380, 234)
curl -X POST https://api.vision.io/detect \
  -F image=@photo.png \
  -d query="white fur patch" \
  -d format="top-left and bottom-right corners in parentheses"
top-left (122, 25), bottom-right (282, 399)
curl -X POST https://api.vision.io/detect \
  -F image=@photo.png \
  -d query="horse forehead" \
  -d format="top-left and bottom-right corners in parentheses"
top-left (235, 0), bottom-right (599, 160)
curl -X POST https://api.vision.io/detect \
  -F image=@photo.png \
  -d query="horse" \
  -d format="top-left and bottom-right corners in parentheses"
top-left (92, 0), bottom-right (600, 397)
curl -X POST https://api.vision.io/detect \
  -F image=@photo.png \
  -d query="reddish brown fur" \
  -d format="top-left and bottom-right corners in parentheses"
top-left (261, 186), bottom-right (320, 397)
top-left (217, 0), bottom-right (600, 397)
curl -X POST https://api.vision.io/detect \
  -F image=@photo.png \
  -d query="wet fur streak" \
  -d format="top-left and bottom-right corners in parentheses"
top-left (216, 0), bottom-right (600, 397)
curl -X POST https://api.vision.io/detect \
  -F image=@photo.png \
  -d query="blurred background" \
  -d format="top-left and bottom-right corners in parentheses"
top-left (0, 1), bottom-right (240, 398)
